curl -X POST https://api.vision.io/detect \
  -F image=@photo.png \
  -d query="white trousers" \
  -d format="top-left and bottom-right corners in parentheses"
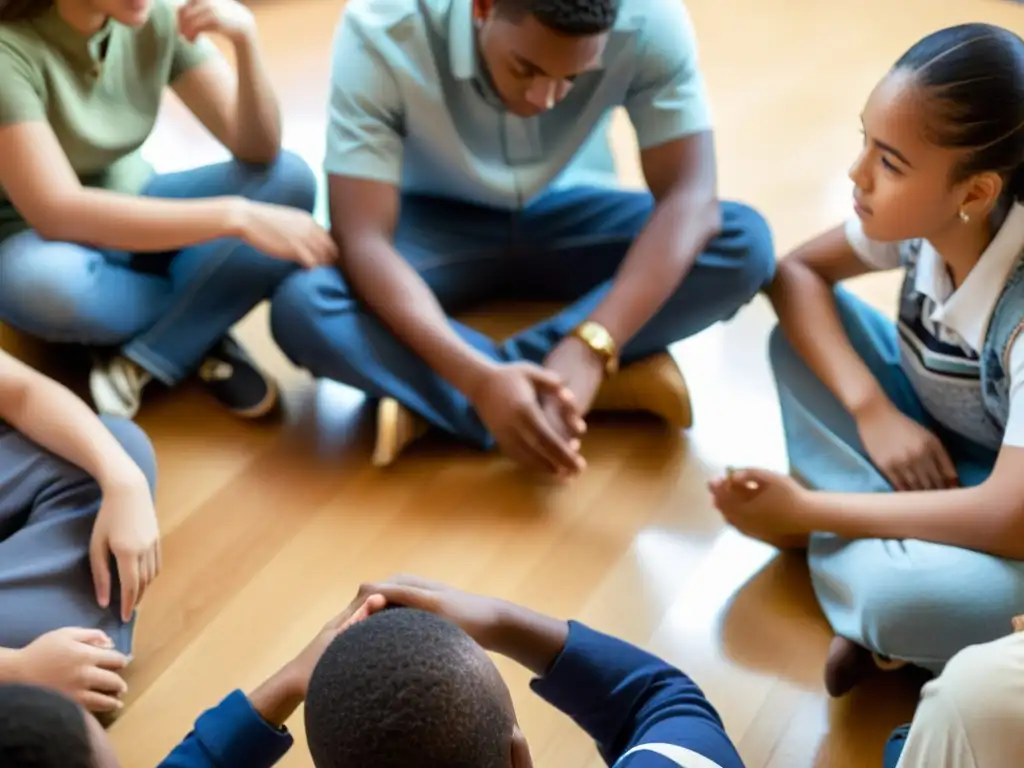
top-left (897, 629), bottom-right (1024, 767)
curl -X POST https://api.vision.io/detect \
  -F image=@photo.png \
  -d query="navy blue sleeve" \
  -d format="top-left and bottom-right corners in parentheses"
top-left (530, 622), bottom-right (744, 768)
top-left (157, 690), bottom-right (294, 768)
top-left (883, 725), bottom-right (910, 768)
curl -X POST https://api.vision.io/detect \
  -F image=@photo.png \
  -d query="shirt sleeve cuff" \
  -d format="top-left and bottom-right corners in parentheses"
top-left (322, 156), bottom-right (402, 186)
top-left (632, 111), bottom-right (713, 151)
top-left (322, 135), bottom-right (403, 186)
top-left (170, 36), bottom-right (217, 83)
top-left (528, 621), bottom-right (645, 708)
top-left (193, 690), bottom-right (295, 767)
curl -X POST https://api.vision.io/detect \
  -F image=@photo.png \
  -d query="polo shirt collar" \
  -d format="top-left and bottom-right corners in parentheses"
top-left (33, 5), bottom-right (113, 68)
top-left (923, 203), bottom-right (1024, 352)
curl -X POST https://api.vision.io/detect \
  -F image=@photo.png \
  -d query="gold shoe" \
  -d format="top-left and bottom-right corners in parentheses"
top-left (372, 397), bottom-right (429, 468)
top-left (591, 352), bottom-right (693, 429)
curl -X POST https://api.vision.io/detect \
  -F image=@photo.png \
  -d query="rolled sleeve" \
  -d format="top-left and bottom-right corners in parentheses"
top-left (623, 0), bottom-right (712, 149)
top-left (163, 0), bottom-right (217, 84)
top-left (0, 44), bottom-right (46, 126)
top-left (170, 36), bottom-right (217, 83)
top-left (157, 690), bottom-right (294, 767)
top-left (324, 13), bottom-right (405, 184)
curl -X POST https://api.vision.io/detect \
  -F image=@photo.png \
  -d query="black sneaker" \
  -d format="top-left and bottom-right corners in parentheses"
top-left (197, 336), bottom-right (279, 419)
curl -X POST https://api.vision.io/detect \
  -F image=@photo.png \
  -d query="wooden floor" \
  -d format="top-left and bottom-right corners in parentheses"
top-left (12, 0), bottom-right (1020, 765)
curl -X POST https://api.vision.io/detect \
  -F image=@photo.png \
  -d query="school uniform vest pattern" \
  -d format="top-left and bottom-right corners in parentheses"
top-left (895, 237), bottom-right (1024, 449)
top-left (981, 250), bottom-right (1024, 430)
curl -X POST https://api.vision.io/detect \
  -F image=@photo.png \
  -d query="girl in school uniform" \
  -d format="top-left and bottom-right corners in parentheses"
top-left (709, 23), bottom-right (1024, 696)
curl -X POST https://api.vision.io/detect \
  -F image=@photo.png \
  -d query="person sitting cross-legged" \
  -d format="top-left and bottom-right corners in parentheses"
top-left (270, 0), bottom-right (775, 472)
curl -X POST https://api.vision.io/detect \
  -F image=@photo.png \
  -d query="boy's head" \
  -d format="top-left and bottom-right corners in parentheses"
top-left (305, 608), bottom-right (532, 768)
top-left (472, 0), bottom-right (619, 117)
top-left (0, 684), bottom-right (119, 768)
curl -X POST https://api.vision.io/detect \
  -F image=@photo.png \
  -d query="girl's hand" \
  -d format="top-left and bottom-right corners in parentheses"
top-left (89, 476), bottom-right (161, 623)
top-left (854, 396), bottom-right (959, 491)
top-left (178, 0), bottom-right (256, 46)
top-left (236, 201), bottom-right (339, 269)
top-left (12, 628), bottom-right (130, 713)
top-left (709, 468), bottom-right (812, 549)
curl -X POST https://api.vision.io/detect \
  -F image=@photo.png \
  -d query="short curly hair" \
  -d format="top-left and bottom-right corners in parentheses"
top-left (496, 0), bottom-right (620, 36)
top-left (0, 684), bottom-right (94, 768)
top-left (304, 608), bottom-right (513, 768)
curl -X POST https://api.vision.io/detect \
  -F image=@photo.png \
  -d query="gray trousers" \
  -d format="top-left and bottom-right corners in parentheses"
top-left (0, 416), bottom-right (156, 655)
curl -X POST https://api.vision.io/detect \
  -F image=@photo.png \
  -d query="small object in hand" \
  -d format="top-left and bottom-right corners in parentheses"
top-left (1012, 614), bottom-right (1024, 633)
top-left (726, 466), bottom-right (759, 491)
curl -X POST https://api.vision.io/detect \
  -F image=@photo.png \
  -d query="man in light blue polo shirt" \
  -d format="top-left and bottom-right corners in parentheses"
top-left (270, 0), bottom-right (775, 473)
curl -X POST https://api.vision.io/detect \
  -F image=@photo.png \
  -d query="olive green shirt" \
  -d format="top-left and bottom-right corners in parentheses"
top-left (0, 0), bottom-right (213, 242)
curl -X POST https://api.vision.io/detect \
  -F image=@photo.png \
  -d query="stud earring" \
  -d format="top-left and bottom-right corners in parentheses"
top-left (959, 208), bottom-right (970, 223)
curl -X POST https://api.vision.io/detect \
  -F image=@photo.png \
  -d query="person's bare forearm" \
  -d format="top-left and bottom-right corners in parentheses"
top-left (768, 259), bottom-right (885, 415)
top-left (0, 357), bottom-right (146, 493)
top-left (487, 601), bottom-right (570, 676)
top-left (231, 29), bottom-right (282, 163)
top-left (804, 484), bottom-right (1023, 558)
top-left (589, 188), bottom-right (720, 347)
top-left (247, 664), bottom-right (305, 728)
top-left (340, 235), bottom-right (496, 397)
top-left (43, 188), bottom-right (250, 254)
top-left (0, 648), bottom-right (20, 683)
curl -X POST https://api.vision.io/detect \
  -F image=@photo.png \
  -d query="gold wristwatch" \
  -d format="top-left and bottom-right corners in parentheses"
top-left (572, 320), bottom-right (619, 376)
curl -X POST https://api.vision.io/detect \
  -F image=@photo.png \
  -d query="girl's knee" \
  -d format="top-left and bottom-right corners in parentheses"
top-left (258, 150), bottom-right (318, 212)
top-left (831, 554), bottom-right (1020, 664)
top-left (0, 235), bottom-right (102, 336)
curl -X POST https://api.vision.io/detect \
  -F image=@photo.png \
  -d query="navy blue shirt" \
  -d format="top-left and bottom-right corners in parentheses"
top-left (156, 622), bottom-right (744, 767)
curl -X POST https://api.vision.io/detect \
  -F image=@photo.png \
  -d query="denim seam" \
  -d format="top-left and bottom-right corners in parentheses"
top-left (120, 345), bottom-right (179, 386)
top-left (123, 241), bottom-right (246, 383)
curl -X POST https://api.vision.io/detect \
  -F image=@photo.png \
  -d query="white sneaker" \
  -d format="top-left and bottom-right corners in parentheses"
top-left (90, 355), bottom-right (152, 419)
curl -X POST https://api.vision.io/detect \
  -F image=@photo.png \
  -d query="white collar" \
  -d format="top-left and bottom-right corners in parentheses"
top-left (917, 203), bottom-right (1024, 353)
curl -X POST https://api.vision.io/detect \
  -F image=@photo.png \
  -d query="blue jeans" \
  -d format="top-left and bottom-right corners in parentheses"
top-left (271, 187), bottom-right (775, 447)
top-left (769, 288), bottom-right (1024, 672)
top-left (0, 417), bottom-right (156, 655)
top-left (0, 152), bottom-right (315, 385)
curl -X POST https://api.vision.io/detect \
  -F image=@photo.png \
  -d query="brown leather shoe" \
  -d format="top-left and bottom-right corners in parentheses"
top-left (591, 352), bottom-right (693, 429)
top-left (824, 636), bottom-right (877, 697)
top-left (372, 398), bottom-right (429, 468)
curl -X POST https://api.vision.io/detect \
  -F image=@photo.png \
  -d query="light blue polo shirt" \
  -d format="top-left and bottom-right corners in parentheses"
top-left (325, 0), bottom-right (712, 210)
